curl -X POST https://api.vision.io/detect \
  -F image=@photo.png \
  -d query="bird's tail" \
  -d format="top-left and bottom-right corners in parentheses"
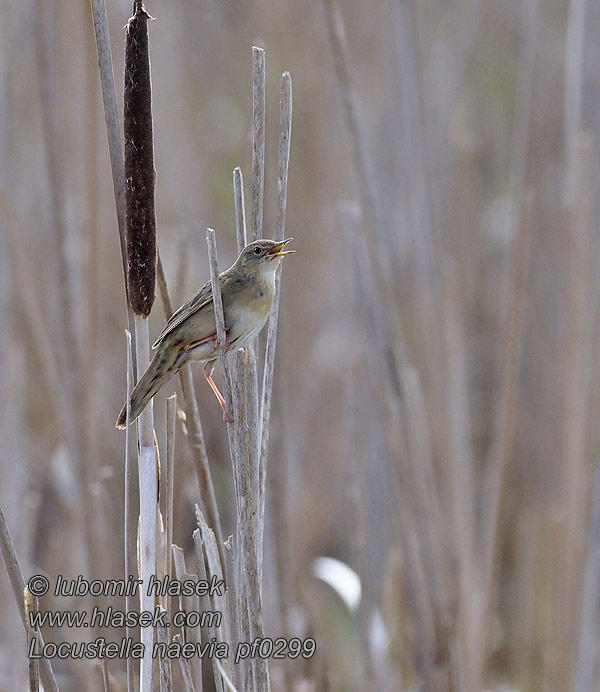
top-left (116, 347), bottom-right (183, 429)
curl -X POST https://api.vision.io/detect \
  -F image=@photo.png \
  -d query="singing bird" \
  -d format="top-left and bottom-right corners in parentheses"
top-left (116, 238), bottom-right (294, 428)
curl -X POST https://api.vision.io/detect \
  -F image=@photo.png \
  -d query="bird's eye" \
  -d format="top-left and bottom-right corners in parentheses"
top-left (253, 246), bottom-right (262, 255)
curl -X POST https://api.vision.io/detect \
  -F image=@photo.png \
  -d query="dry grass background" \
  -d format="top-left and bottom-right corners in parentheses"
top-left (2, 0), bottom-right (600, 690)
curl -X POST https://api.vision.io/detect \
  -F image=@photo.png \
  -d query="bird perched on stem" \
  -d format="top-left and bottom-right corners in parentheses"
top-left (116, 238), bottom-right (294, 428)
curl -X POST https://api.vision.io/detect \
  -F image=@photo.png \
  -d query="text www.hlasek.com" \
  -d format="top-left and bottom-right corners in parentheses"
top-left (29, 605), bottom-right (221, 630)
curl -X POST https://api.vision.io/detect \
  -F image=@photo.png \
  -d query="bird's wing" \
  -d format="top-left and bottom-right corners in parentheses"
top-left (152, 279), bottom-right (214, 348)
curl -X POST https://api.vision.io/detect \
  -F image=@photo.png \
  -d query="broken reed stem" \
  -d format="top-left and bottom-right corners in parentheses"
top-left (194, 509), bottom-right (234, 687)
top-left (157, 611), bottom-right (174, 692)
top-left (258, 72), bottom-right (292, 566)
top-left (0, 504), bottom-right (60, 692)
top-left (155, 254), bottom-right (226, 571)
top-left (172, 547), bottom-right (203, 688)
top-left (252, 46), bottom-right (266, 241)
top-left (124, 330), bottom-right (135, 692)
top-left (233, 168), bottom-right (248, 252)
top-left (173, 632), bottom-right (196, 692)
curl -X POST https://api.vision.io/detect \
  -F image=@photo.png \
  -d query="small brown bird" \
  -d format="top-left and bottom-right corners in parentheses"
top-left (116, 238), bottom-right (294, 428)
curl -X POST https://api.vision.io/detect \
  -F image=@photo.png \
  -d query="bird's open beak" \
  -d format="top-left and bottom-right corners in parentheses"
top-left (267, 238), bottom-right (295, 257)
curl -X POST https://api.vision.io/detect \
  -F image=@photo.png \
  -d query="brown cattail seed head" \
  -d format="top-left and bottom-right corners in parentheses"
top-left (124, 3), bottom-right (156, 318)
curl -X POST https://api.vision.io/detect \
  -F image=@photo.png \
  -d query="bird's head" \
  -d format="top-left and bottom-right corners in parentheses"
top-left (236, 238), bottom-right (295, 274)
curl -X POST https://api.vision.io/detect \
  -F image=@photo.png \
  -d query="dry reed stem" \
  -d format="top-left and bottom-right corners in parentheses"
top-left (563, 0), bottom-right (586, 206)
top-left (0, 504), bottom-right (60, 692)
top-left (194, 516), bottom-right (230, 647)
top-left (234, 168), bottom-right (248, 252)
top-left (214, 658), bottom-right (240, 692)
top-left (440, 263), bottom-right (477, 677)
top-left (133, 317), bottom-right (158, 692)
top-left (323, 2), bottom-right (408, 411)
top-left (258, 72), bottom-right (292, 564)
top-left (156, 253), bottom-right (226, 569)
top-left (321, 0), bottom-right (382, 246)
top-left (124, 330), bottom-right (135, 692)
top-left (165, 394), bottom-right (177, 586)
top-left (25, 588), bottom-right (39, 692)
top-left (401, 366), bottom-right (452, 642)
top-left (194, 516), bottom-right (231, 691)
top-left (252, 46), bottom-right (266, 242)
top-left (475, 0), bottom-right (538, 683)
top-left (206, 229), bottom-right (270, 690)
top-left (172, 546), bottom-right (203, 690)
top-left (558, 133), bottom-right (594, 688)
top-left (191, 531), bottom-right (224, 692)
top-left (574, 446), bottom-right (600, 690)
top-left (157, 611), bottom-right (174, 692)
top-left (173, 632), bottom-right (197, 692)
top-left (477, 190), bottom-right (535, 682)
top-left (101, 659), bottom-right (110, 692)
top-left (205, 229), bottom-right (253, 688)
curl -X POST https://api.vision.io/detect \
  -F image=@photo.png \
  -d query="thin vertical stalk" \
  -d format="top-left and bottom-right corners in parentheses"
top-left (25, 588), bottom-right (39, 692)
top-left (251, 46), bottom-right (266, 242)
top-left (574, 445), bottom-right (600, 691)
top-left (320, 0), bottom-right (382, 245)
top-left (559, 134), bottom-right (594, 689)
top-left (476, 0), bottom-right (538, 684)
top-left (258, 73), bottom-right (292, 564)
top-left (124, 330), bottom-right (134, 692)
top-left (477, 190), bottom-right (535, 685)
top-left (155, 254), bottom-right (226, 570)
top-left (165, 394), bottom-right (177, 585)
top-left (563, 0), bottom-right (586, 206)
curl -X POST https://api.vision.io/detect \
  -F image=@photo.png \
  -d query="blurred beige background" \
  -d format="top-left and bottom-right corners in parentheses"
top-left (2, 0), bottom-right (600, 690)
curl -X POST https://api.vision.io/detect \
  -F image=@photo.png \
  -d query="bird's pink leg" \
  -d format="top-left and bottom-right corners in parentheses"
top-left (203, 364), bottom-right (232, 423)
